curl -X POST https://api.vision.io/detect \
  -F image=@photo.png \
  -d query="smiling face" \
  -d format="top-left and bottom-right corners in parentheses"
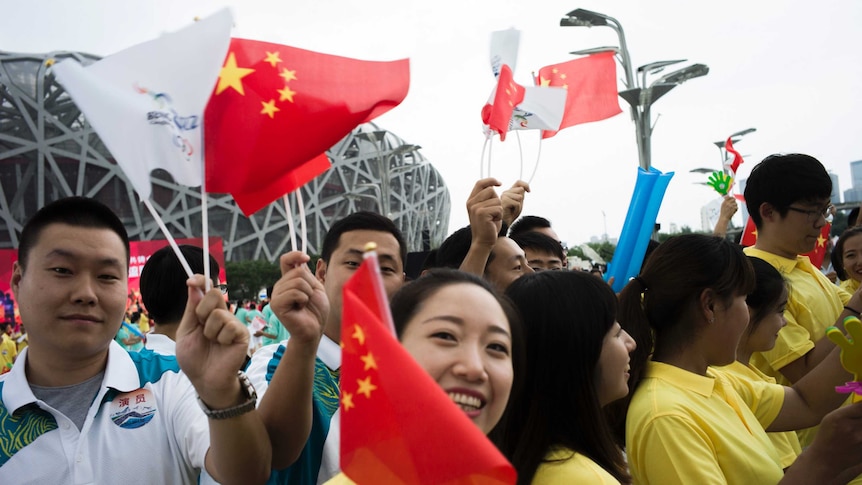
top-left (12, 224), bottom-right (128, 367)
top-left (595, 322), bottom-right (636, 406)
top-left (398, 283), bottom-right (514, 434)
top-left (842, 233), bottom-right (862, 284)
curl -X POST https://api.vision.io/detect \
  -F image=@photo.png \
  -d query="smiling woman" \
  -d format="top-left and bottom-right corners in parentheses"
top-left (390, 268), bottom-right (523, 436)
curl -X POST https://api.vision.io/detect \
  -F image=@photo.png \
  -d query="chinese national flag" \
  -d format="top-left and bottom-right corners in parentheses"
top-left (740, 216), bottom-right (758, 247)
top-left (537, 51), bottom-right (622, 138)
top-left (204, 38), bottom-right (410, 214)
top-left (340, 255), bottom-right (516, 485)
top-left (803, 223), bottom-right (832, 268)
top-left (481, 64), bottom-right (525, 141)
top-left (725, 136), bottom-right (745, 176)
top-left (229, 152), bottom-right (331, 216)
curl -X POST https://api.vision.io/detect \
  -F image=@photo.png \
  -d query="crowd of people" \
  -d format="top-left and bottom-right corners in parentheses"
top-left (4, 152), bottom-right (862, 484)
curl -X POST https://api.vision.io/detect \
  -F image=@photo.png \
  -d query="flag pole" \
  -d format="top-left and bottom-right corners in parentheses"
top-left (142, 198), bottom-right (194, 278)
top-left (200, 130), bottom-right (212, 291)
top-left (527, 130), bottom-right (543, 185)
top-left (361, 243), bottom-right (397, 336)
top-left (283, 194), bottom-right (297, 252)
top-left (297, 189), bottom-right (308, 255)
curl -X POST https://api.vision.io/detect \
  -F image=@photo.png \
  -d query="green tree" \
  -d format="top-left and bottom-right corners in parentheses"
top-left (586, 241), bottom-right (616, 263)
top-left (224, 260), bottom-right (282, 302)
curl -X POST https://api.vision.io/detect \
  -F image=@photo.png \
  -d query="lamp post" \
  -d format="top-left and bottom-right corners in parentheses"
top-left (560, 8), bottom-right (709, 170)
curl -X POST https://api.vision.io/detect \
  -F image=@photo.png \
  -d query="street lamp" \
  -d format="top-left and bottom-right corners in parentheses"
top-left (561, 8), bottom-right (709, 170)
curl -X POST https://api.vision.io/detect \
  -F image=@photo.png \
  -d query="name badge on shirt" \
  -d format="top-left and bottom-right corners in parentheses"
top-left (109, 388), bottom-right (156, 429)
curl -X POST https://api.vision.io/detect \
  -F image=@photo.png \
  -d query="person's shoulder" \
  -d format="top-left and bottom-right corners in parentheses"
top-left (128, 348), bottom-right (181, 385)
top-left (534, 449), bottom-right (620, 484)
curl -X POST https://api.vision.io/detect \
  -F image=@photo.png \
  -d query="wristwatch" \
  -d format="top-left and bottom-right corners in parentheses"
top-left (197, 371), bottom-right (258, 420)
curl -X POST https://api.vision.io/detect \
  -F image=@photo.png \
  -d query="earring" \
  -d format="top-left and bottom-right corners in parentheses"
top-left (709, 317), bottom-right (715, 323)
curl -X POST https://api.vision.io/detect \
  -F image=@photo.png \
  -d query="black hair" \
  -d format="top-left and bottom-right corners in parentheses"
top-left (509, 231), bottom-right (565, 261)
top-left (619, 234), bottom-right (754, 405)
top-left (434, 226), bottom-right (473, 269)
top-left (508, 215), bottom-right (552, 236)
top-left (320, 211), bottom-right (406, 265)
top-left (744, 154), bottom-right (832, 229)
top-left (140, 245), bottom-right (220, 324)
top-left (833, 226), bottom-right (862, 281)
top-left (18, 196), bottom-right (130, 271)
top-left (502, 271), bottom-right (630, 485)
top-left (746, 256), bottom-right (787, 331)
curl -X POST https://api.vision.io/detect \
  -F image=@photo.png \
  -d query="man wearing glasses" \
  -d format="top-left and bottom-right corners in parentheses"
top-left (743, 153), bottom-right (862, 450)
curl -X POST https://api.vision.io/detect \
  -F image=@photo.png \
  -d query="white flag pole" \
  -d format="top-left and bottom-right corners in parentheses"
top-left (283, 194), bottom-right (297, 252)
top-left (200, 133), bottom-right (211, 291)
top-left (297, 189), bottom-right (308, 255)
top-left (142, 199), bottom-right (194, 278)
top-left (527, 130), bottom-right (543, 185)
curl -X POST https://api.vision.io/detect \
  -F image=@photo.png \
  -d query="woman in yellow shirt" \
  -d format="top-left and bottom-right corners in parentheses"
top-left (500, 271), bottom-right (636, 484)
top-left (714, 256), bottom-right (801, 469)
top-left (620, 234), bottom-right (862, 484)
top-left (834, 226), bottom-right (862, 293)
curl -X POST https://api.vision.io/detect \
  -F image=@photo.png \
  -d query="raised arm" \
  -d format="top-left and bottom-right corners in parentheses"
top-left (175, 275), bottom-right (272, 485)
top-left (257, 251), bottom-right (328, 469)
top-left (460, 177), bottom-right (503, 276)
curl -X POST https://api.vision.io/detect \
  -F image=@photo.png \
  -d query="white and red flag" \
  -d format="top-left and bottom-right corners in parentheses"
top-left (52, 9), bottom-right (232, 201)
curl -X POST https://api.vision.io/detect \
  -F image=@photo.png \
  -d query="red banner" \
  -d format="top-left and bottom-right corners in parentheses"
top-left (127, 237), bottom-right (227, 292)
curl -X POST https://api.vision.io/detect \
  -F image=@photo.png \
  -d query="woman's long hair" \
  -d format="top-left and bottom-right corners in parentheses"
top-left (501, 270), bottom-right (630, 485)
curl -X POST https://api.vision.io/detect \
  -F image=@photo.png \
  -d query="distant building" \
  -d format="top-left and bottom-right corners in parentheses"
top-left (828, 171), bottom-right (841, 204)
top-left (0, 50), bottom-right (450, 260)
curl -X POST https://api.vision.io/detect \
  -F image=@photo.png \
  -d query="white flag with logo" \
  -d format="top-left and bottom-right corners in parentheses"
top-left (53, 9), bottom-right (232, 200)
top-left (510, 86), bottom-right (567, 132)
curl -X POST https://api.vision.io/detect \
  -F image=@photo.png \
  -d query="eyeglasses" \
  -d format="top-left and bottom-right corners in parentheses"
top-left (216, 284), bottom-right (229, 295)
top-left (786, 205), bottom-right (834, 224)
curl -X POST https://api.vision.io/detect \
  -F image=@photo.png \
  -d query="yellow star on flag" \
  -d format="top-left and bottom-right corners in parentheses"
top-left (539, 77), bottom-right (550, 87)
top-left (360, 352), bottom-right (378, 371)
top-left (260, 99), bottom-right (280, 118)
top-left (278, 86), bottom-right (296, 103)
top-left (817, 234), bottom-right (826, 247)
top-left (356, 376), bottom-right (377, 399)
top-left (560, 73), bottom-right (567, 80)
top-left (341, 391), bottom-right (355, 411)
top-left (264, 51), bottom-right (282, 68)
top-left (352, 324), bottom-right (366, 346)
top-left (279, 68), bottom-right (298, 82)
top-left (216, 52), bottom-right (255, 95)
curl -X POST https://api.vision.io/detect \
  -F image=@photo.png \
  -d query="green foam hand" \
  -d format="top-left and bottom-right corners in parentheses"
top-left (827, 316), bottom-right (862, 402)
top-left (706, 171), bottom-right (733, 195)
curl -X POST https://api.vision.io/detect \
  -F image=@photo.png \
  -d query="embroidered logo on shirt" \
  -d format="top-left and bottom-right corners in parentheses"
top-left (109, 388), bottom-right (156, 429)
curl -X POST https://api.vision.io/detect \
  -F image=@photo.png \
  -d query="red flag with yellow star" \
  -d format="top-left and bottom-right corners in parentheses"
top-left (340, 254), bottom-right (516, 485)
top-left (740, 215), bottom-right (758, 247)
top-left (481, 64), bottom-right (525, 141)
top-left (802, 223), bottom-right (832, 268)
top-left (537, 51), bottom-right (621, 138)
top-left (204, 38), bottom-right (410, 215)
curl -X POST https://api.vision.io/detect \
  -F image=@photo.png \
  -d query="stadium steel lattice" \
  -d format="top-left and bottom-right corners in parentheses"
top-left (0, 50), bottom-right (450, 260)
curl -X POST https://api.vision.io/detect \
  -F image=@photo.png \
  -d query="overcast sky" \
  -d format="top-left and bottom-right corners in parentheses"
top-left (3, 0), bottom-right (861, 245)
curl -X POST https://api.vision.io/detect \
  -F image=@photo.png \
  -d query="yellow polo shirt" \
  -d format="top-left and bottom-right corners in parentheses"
top-left (840, 277), bottom-right (860, 294)
top-left (532, 447), bottom-right (621, 484)
top-left (744, 248), bottom-right (850, 447)
top-left (627, 361), bottom-right (784, 485)
top-left (714, 361), bottom-right (801, 469)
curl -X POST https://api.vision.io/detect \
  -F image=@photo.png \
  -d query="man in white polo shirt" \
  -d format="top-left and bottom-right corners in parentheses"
top-left (0, 197), bottom-right (271, 484)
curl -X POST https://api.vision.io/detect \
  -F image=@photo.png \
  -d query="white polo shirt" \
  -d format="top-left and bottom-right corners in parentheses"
top-left (0, 341), bottom-right (210, 484)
